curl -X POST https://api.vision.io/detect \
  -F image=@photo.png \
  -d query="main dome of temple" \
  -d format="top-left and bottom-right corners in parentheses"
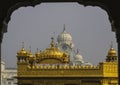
top-left (40, 37), bottom-right (64, 57)
top-left (37, 37), bottom-right (69, 63)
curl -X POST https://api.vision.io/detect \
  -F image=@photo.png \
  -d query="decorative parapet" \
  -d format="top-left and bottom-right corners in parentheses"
top-left (17, 62), bottom-right (118, 78)
top-left (17, 64), bottom-right (102, 78)
top-left (27, 64), bottom-right (100, 70)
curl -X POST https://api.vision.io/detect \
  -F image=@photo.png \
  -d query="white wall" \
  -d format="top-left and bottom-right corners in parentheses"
top-left (1, 61), bottom-right (17, 85)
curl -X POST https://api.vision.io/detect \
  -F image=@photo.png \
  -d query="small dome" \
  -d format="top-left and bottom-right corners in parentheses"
top-left (75, 54), bottom-right (83, 61)
top-left (107, 42), bottom-right (117, 56)
top-left (17, 42), bottom-right (28, 56)
top-left (84, 62), bottom-right (93, 66)
top-left (108, 47), bottom-right (117, 56)
top-left (74, 49), bottom-right (83, 61)
top-left (57, 25), bottom-right (72, 44)
top-left (106, 42), bottom-right (117, 62)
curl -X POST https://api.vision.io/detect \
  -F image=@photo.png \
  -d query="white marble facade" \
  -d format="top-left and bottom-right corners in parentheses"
top-left (1, 61), bottom-right (17, 85)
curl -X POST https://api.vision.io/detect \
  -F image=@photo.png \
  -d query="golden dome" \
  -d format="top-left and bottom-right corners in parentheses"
top-left (106, 42), bottom-right (117, 62)
top-left (40, 37), bottom-right (68, 60)
top-left (17, 42), bottom-right (28, 56)
top-left (108, 47), bottom-right (117, 56)
top-left (41, 47), bottom-right (63, 58)
top-left (107, 42), bottom-right (117, 56)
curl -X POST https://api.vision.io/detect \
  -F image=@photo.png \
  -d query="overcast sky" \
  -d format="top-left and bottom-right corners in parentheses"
top-left (1, 3), bottom-right (117, 68)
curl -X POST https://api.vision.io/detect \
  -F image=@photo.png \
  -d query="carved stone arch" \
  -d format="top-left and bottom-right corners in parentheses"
top-left (0, 1), bottom-right (113, 29)
top-left (78, 1), bottom-right (114, 29)
top-left (2, 1), bottom-right (42, 33)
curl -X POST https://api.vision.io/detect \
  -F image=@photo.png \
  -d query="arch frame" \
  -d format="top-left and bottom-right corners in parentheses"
top-left (0, 0), bottom-right (120, 84)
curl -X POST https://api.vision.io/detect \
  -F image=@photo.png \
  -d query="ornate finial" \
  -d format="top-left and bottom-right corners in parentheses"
top-left (51, 37), bottom-right (54, 47)
top-left (52, 32), bottom-right (55, 41)
top-left (29, 46), bottom-right (31, 52)
top-left (110, 41), bottom-right (113, 48)
top-left (51, 37), bottom-right (54, 41)
top-left (37, 48), bottom-right (39, 52)
top-left (77, 49), bottom-right (79, 54)
top-left (21, 42), bottom-right (25, 51)
top-left (53, 32), bottom-right (55, 38)
top-left (22, 42), bottom-right (24, 48)
top-left (28, 46), bottom-right (33, 57)
top-left (36, 48), bottom-right (41, 56)
top-left (63, 24), bottom-right (66, 32)
top-left (40, 50), bottom-right (41, 52)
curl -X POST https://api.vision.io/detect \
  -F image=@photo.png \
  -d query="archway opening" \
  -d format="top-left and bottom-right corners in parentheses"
top-left (1, 3), bottom-right (117, 68)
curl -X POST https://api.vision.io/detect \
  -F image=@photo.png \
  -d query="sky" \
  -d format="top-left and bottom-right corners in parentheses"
top-left (1, 3), bottom-right (117, 68)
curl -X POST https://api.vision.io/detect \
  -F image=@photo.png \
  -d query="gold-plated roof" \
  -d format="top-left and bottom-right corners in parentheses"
top-left (107, 42), bottom-right (117, 56)
top-left (108, 47), bottom-right (117, 56)
top-left (17, 38), bottom-right (69, 63)
top-left (40, 37), bottom-right (65, 58)
top-left (17, 42), bottom-right (28, 56)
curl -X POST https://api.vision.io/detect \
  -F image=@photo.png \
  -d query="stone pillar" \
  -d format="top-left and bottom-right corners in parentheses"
top-left (0, 29), bottom-right (3, 58)
top-left (116, 29), bottom-right (120, 85)
top-left (0, 29), bottom-right (3, 85)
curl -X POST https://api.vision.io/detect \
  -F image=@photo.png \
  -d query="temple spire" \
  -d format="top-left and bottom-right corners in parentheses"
top-left (110, 41), bottom-right (113, 48)
top-left (51, 37), bottom-right (54, 47)
top-left (53, 32), bottom-right (55, 39)
top-left (22, 42), bottom-right (24, 48)
top-left (29, 46), bottom-right (31, 52)
top-left (63, 24), bottom-right (66, 32)
top-left (21, 42), bottom-right (25, 50)
top-left (77, 49), bottom-right (79, 54)
top-left (37, 48), bottom-right (39, 52)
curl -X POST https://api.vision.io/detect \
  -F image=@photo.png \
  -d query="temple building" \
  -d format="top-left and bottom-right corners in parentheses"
top-left (1, 60), bottom-right (17, 85)
top-left (56, 25), bottom-right (87, 65)
top-left (16, 27), bottom-right (118, 85)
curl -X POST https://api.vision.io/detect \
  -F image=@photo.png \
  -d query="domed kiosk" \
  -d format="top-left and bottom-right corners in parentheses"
top-left (73, 49), bottom-right (84, 65)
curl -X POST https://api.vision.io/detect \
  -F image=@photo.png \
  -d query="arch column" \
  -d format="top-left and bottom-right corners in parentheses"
top-left (116, 29), bottom-right (120, 84)
top-left (0, 30), bottom-right (2, 85)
